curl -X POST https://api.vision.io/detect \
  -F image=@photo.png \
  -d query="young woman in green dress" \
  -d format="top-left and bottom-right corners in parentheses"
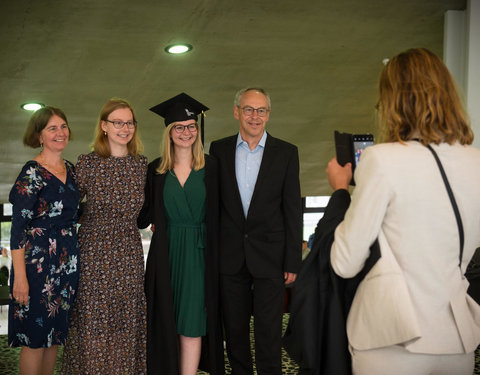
top-left (139, 93), bottom-right (223, 375)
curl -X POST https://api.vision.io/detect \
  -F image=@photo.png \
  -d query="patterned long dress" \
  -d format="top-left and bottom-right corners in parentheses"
top-left (61, 152), bottom-right (147, 374)
top-left (8, 160), bottom-right (80, 348)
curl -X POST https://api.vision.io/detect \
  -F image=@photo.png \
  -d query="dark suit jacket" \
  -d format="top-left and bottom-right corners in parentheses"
top-left (209, 133), bottom-right (302, 278)
top-left (283, 189), bottom-right (380, 375)
top-left (283, 189), bottom-right (352, 375)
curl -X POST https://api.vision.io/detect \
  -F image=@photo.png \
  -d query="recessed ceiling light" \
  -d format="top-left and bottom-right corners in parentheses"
top-left (165, 44), bottom-right (193, 54)
top-left (21, 102), bottom-right (45, 111)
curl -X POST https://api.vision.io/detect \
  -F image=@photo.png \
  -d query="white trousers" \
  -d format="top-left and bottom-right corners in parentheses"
top-left (351, 345), bottom-right (475, 375)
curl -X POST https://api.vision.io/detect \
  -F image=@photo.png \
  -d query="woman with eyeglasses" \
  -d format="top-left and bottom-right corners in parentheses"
top-left (9, 106), bottom-right (79, 375)
top-left (61, 98), bottom-right (147, 374)
top-left (138, 93), bottom-right (224, 375)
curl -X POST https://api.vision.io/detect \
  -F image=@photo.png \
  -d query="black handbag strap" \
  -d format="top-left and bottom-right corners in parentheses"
top-left (425, 144), bottom-right (464, 267)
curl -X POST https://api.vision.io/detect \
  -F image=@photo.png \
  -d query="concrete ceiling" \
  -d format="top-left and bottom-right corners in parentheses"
top-left (0, 0), bottom-right (466, 202)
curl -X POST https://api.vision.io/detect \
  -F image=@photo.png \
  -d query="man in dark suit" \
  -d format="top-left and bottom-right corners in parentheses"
top-left (209, 88), bottom-right (302, 375)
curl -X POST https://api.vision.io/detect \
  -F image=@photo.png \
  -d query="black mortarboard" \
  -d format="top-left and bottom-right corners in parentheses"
top-left (149, 92), bottom-right (209, 143)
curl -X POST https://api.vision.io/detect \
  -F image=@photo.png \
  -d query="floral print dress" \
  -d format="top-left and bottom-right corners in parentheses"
top-left (61, 153), bottom-right (147, 374)
top-left (8, 160), bottom-right (80, 348)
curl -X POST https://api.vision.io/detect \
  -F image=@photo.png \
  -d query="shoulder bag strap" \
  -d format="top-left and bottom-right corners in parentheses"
top-left (425, 144), bottom-right (464, 267)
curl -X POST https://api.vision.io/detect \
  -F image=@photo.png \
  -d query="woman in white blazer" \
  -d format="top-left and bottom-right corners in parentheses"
top-left (327, 48), bottom-right (480, 375)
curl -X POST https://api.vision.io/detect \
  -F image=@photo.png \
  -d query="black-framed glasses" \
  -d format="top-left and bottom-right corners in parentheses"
top-left (173, 123), bottom-right (198, 133)
top-left (238, 106), bottom-right (270, 117)
top-left (105, 119), bottom-right (137, 129)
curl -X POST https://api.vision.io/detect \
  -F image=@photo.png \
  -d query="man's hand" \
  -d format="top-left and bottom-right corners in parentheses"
top-left (284, 272), bottom-right (297, 285)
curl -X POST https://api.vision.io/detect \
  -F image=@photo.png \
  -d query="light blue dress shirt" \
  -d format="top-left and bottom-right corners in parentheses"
top-left (235, 131), bottom-right (267, 218)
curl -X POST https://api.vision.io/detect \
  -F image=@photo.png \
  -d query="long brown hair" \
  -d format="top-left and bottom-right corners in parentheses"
top-left (156, 123), bottom-right (205, 174)
top-left (378, 48), bottom-right (473, 145)
top-left (92, 98), bottom-right (143, 157)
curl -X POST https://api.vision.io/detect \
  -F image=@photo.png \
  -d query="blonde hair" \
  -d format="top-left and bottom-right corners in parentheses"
top-left (92, 98), bottom-right (144, 157)
top-left (378, 48), bottom-right (473, 145)
top-left (156, 123), bottom-right (205, 174)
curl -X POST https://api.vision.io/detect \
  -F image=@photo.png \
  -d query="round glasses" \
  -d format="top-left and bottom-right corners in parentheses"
top-left (105, 120), bottom-right (137, 129)
top-left (173, 124), bottom-right (198, 133)
top-left (238, 106), bottom-right (270, 117)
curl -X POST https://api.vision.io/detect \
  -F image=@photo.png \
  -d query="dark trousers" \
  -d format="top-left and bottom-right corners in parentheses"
top-left (220, 267), bottom-right (285, 375)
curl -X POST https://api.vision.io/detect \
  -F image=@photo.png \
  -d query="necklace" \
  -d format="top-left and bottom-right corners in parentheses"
top-left (39, 155), bottom-right (66, 174)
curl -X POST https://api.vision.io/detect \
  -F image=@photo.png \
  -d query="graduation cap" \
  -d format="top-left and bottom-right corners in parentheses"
top-left (149, 92), bottom-right (209, 143)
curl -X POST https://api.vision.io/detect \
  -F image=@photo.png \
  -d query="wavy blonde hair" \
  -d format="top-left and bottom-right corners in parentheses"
top-left (378, 48), bottom-right (473, 145)
top-left (156, 123), bottom-right (205, 174)
top-left (92, 98), bottom-right (143, 157)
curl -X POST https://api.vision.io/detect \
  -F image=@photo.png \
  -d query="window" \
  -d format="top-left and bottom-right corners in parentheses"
top-left (303, 196), bottom-right (330, 243)
top-left (0, 204), bottom-right (12, 250)
top-left (0, 204), bottom-right (12, 283)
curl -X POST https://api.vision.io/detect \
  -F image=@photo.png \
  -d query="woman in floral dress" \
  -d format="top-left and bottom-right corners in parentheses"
top-left (61, 98), bottom-right (147, 374)
top-left (9, 106), bottom-right (79, 375)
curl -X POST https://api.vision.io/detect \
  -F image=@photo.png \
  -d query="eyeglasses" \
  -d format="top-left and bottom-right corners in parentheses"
top-left (105, 120), bottom-right (137, 129)
top-left (238, 106), bottom-right (270, 117)
top-left (173, 124), bottom-right (198, 133)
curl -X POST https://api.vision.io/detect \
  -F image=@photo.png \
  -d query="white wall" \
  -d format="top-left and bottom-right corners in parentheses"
top-left (444, 10), bottom-right (467, 92)
top-left (445, 0), bottom-right (480, 147)
top-left (466, 0), bottom-right (480, 147)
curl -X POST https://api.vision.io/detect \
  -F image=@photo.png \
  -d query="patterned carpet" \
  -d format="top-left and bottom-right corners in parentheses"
top-left (0, 314), bottom-right (299, 374)
top-left (0, 335), bottom-right (64, 374)
top-left (1, 314), bottom-right (479, 374)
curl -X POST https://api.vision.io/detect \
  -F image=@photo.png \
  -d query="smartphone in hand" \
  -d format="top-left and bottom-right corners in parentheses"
top-left (334, 131), bottom-right (374, 185)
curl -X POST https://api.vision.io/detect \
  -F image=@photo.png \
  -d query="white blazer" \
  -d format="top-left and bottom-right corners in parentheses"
top-left (331, 141), bottom-right (480, 354)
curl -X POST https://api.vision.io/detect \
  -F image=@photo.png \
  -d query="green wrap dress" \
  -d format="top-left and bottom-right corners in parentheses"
top-left (164, 168), bottom-right (207, 337)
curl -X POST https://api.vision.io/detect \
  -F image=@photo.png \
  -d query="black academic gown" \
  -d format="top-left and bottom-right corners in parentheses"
top-left (283, 189), bottom-right (380, 375)
top-left (137, 155), bottom-right (224, 375)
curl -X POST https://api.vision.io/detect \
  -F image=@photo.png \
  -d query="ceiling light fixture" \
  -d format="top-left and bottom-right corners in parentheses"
top-left (165, 44), bottom-right (193, 54)
top-left (21, 102), bottom-right (45, 111)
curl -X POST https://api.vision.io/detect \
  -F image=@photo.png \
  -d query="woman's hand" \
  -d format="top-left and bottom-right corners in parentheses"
top-left (13, 275), bottom-right (29, 305)
top-left (11, 247), bottom-right (29, 305)
top-left (326, 157), bottom-right (352, 191)
top-left (284, 272), bottom-right (297, 285)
